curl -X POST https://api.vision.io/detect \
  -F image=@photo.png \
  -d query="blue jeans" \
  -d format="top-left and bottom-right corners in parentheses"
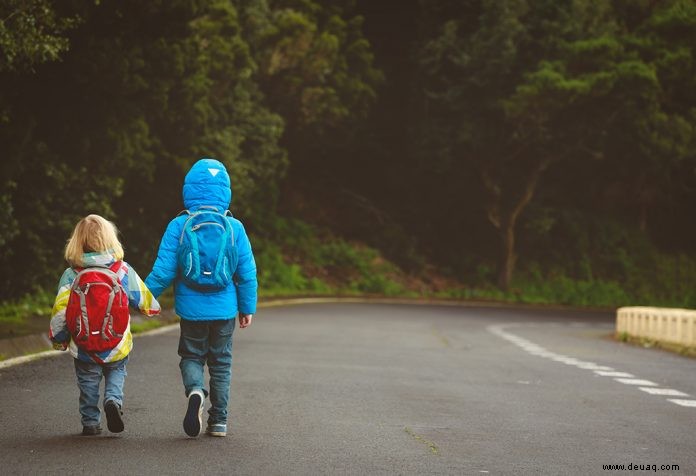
top-left (73, 357), bottom-right (128, 427)
top-left (178, 318), bottom-right (235, 425)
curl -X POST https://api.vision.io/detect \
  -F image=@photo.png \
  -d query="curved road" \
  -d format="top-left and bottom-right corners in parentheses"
top-left (1, 303), bottom-right (694, 475)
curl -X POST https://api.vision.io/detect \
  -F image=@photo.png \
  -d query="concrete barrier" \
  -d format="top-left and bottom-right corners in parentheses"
top-left (616, 306), bottom-right (696, 347)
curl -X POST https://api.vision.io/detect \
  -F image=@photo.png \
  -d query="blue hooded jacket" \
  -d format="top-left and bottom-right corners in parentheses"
top-left (145, 158), bottom-right (257, 320)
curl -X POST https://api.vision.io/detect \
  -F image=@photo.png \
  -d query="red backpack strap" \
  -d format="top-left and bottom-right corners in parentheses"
top-left (104, 261), bottom-right (126, 339)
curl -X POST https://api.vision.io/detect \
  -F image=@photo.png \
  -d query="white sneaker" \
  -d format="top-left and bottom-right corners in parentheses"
top-left (183, 389), bottom-right (204, 437)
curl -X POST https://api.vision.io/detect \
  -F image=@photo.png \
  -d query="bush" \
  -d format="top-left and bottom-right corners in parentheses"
top-left (254, 240), bottom-right (309, 292)
top-left (0, 291), bottom-right (54, 324)
top-left (256, 217), bottom-right (411, 296)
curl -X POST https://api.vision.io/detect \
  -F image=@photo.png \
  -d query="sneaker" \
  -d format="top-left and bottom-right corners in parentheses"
top-left (206, 423), bottom-right (227, 437)
top-left (183, 389), bottom-right (205, 437)
top-left (81, 425), bottom-right (102, 436)
top-left (104, 400), bottom-right (124, 433)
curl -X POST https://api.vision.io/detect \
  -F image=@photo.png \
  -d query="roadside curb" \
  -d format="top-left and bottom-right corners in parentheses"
top-left (256, 296), bottom-right (614, 312)
top-left (0, 296), bottom-right (614, 369)
top-left (0, 349), bottom-right (63, 370)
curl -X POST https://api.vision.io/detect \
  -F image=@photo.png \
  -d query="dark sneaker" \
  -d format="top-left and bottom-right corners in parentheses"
top-left (206, 423), bottom-right (227, 437)
top-left (81, 425), bottom-right (102, 436)
top-left (183, 389), bottom-right (204, 437)
top-left (104, 400), bottom-right (124, 433)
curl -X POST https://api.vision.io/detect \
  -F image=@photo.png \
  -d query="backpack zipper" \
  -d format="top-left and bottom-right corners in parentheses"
top-left (191, 222), bottom-right (225, 231)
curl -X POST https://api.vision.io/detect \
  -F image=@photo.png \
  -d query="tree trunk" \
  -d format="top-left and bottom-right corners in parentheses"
top-left (482, 159), bottom-right (550, 291)
top-left (497, 216), bottom-right (517, 291)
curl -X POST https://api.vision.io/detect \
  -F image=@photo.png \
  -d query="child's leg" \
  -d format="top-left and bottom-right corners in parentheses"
top-left (73, 358), bottom-right (103, 428)
top-left (103, 356), bottom-right (128, 407)
top-left (206, 319), bottom-right (235, 425)
top-left (178, 319), bottom-right (209, 397)
top-left (103, 357), bottom-right (127, 433)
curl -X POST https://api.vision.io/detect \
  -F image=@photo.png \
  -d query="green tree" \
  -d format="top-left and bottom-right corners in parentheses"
top-left (0, 0), bottom-right (288, 296)
top-left (0, 0), bottom-right (76, 73)
top-left (0, 0), bottom-right (78, 271)
top-left (240, 0), bottom-right (381, 131)
top-left (237, 0), bottom-right (382, 200)
top-left (416, 0), bottom-right (696, 290)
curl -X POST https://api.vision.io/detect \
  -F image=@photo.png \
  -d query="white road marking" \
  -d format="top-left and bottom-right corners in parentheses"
top-left (614, 378), bottom-right (658, 386)
top-left (552, 356), bottom-right (577, 363)
top-left (639, 388), bottom-right (689, 396)
top-left (667, 399), bottom-right (696, 407)
top-left (594, 371), bottom-right (634, 378)
top-left (487, 323), bottom-right (693, 409)
top-left (575, 363), bottom-right (605, 370)
top-left (554, 357), bottom-right (580, 364)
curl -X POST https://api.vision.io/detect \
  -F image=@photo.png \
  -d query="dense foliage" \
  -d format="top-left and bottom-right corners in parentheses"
top-left (0, 0), bottom-right (376, 297)
top-left (345, 0), bottom-right (696, 301)
top-left (1, 0), bottom-right (695, 309)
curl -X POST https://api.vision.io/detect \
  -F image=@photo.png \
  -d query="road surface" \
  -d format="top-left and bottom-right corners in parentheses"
top-left (0, 303), bottom-right (694, 475)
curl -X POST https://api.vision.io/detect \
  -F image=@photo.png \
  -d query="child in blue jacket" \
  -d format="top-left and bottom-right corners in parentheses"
top-left (145, 157), bottom-right (258, 438)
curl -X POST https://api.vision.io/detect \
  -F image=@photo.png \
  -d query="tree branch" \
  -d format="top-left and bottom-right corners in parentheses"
top-left (509, 157), bottom-right (552, 223)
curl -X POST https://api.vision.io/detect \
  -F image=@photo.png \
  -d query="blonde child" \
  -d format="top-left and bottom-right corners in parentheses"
top-left (49, 214), bottom-right (160, 436)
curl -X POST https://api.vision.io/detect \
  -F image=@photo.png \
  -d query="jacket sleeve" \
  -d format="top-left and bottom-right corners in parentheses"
top-left (234, 221), bottom-right (258, 315)
top-left (49, 268), bottom-right (74, 343)
top-left (145, 219), bottom-right (181, 298)
top-left (124, 264), bottom-right (161, 317)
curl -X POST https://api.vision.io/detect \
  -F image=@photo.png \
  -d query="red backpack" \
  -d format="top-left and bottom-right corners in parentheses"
top-left (65, 262), bottom-right (129, 353)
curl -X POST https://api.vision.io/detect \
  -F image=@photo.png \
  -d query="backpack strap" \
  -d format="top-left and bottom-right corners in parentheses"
top-left (102, 286), bottom-right (117, 339)
top-left (213, 219), bottom-right (233, 283)
top-left (106, 261), bottom-right (125, 338)
top-left (71, 277), bottom-right (91, 341)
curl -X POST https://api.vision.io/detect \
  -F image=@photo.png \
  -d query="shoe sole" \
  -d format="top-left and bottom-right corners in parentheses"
top-left (104, 402), bottom-right (124, 433)
top-left (183, 393), bottom-right (203, 437)
top-left (81, 427), bottom-right (102, 436)
top-left (206, 430), bottom-right (227, 437)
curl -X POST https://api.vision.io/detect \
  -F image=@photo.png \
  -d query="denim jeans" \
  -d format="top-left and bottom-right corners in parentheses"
top-left (178, 318), bottom-right (235, 425)
top-left (73, 357), bottom-right (128, 427)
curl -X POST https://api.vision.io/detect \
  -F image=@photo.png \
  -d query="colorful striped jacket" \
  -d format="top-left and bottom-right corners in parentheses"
top-left (49, 251), bottom-right (160, 363)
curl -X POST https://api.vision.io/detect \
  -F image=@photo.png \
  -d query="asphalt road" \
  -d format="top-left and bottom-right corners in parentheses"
top-left (1, 303), bottom-right (694, 475)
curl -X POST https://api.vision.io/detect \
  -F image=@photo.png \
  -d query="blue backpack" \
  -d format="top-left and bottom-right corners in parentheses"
top-left (177, 207), bottom-right (238, 291)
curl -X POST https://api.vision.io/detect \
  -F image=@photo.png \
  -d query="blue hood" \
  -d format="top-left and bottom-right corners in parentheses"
top-left (182, 157), bottom-right (232, 211)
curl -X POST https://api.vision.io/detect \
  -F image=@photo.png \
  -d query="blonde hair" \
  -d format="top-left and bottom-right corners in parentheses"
top-left (64, 214), bottom-right (124, 267)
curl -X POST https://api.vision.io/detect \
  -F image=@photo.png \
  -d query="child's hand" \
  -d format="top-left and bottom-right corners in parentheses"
top-left (52, 341), bottom-right (68, 351)
top-left (239, 314), bottom-right (253, 328)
